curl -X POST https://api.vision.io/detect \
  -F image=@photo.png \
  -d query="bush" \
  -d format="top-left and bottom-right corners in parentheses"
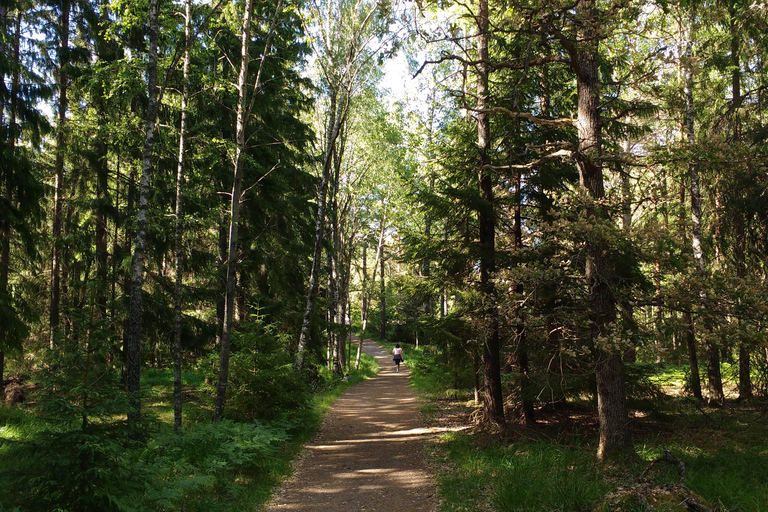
top-left (0, 423), bottom-right (142, 512)
top-left (0, 319), bottom-right (143, 512)
top-left (203, 323), bottom-right (313, 422)
top-left (139, 419), bottom-right (290, 510)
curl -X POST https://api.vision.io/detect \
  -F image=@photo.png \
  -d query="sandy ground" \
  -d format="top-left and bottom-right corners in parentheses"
top-left (265, 341), bottom-right (438, 512)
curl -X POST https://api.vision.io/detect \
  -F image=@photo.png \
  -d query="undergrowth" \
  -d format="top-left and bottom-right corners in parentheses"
top-left (0, 352), bottom-right (378, 512)
top-left (399, 341), bottom-right (768, 512)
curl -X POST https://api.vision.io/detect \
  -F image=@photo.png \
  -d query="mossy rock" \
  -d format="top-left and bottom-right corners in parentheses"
top-left (594, 482), bottom-right (714, 512)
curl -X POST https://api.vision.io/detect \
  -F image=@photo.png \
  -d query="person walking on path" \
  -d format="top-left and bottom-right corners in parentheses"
top-left (393, 343), bottom-right (404, 372)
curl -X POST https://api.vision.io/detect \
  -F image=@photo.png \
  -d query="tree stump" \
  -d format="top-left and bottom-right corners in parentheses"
top-left (3, 381), bottom-right (26, 405)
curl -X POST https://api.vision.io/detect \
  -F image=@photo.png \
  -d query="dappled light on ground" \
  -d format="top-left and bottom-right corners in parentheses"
top-left (266, 341), bottom-right (437, 512)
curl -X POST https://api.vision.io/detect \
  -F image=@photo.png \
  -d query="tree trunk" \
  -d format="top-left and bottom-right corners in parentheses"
top-left (356, 243), bottom-right (368, 370)
top-left (735, 220), bottom-right (751, 399)
top-left (620, 144), bottom-right (636, 363)
top-left (515, 169), bottom-right (534, 425)
top-left (682, 4), bottom-right (723, 405)
top-left (328, 146), bottom-right (343, 374)
top-left (730, 5), bottom-right (741, 110)
top-left (421, 99), bottom-right (437, 341)
top-left (678, 180), bottom-right (702, 399)
top-left (730, 9), bottom-right (751, 402)
top-left (327, 244), bottom-right (337, 371)
top-left (573, 0), bottom-right (629, 459)
top-left (236, 270), bottom-right (247, 322)
top-left (216, 208), bottom-right (227, 347)
top-left (94, 128), bottom-right (109, 320)
top-left (1, 10), bottom-right (21, 393)
top-left (50, 0), bottom-right (71, 348)
top-left (738, 343), bottom-right (751, 400)
top-left (379, 252), bottom-right (386, 340)
top-left (172, 0), bottom-right (192, 432)
top-left (476, 0), bottom-right (504, 424)
top-left (93, 0), bottom-right (113, 321)
top-left (295, 87), bottom-right (346, 371)
top-left (473, 344), bottom-right (480, 405)
top-left (121, 165), bottom-right (135, 351)
top-left (215, 0), bottom-right (254, 420)
top-left (357, 205), bottom-right (388, 369)
top-left (339, 242), bottom-right (353, 371)
top-left (126, 0), bottom-right (160, 423)
top-left (0, 4), bottom-right (6, 119)
top-left (684, 310), bottom-right (702, 399)
top-left (1, 10), bottom-right (19, 304)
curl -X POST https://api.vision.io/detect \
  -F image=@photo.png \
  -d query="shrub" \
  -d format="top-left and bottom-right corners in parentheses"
top-left (139, 419), bottom-right (290, 510)
top-left (0, 423), bottom-right (142, 512)
top-left (203, 322), bottom-right (313, 422)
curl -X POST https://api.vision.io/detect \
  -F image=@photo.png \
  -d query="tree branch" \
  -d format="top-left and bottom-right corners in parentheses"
top-left (483, 148), bottom-right (575, 171)
top-left (470, 105), bottom-right (576, 128)
top-left (492, 54), bottom-right (571, 71)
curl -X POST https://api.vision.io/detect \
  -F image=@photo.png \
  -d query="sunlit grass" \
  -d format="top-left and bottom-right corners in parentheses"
top-left (0, 403), bottom-right (51, 442)
top-left (429, 419), bottom-right (768, 511)
top-left (406, 354), bottom-right (768, 512)
top-left (435, 433), bottom-right (612, 512)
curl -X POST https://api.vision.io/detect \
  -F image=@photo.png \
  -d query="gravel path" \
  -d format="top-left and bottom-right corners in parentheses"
top-left (265, 340), bottom-right (438, 512)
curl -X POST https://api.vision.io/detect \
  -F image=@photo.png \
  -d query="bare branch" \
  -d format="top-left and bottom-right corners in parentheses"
top-left (641, 447), bottom-right (687, 484)
top-left (492, 54), bottom-right (572, 71)
top-left (471, 105), bottom-right (576, 128)
top-left (483, 148), bottom-right (575, 171)
top-left (413, 53), bottom-right (480, 78)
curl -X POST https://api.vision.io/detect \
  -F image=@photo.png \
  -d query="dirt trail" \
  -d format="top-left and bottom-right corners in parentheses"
top-left (265, 340), bottom-right (437, 512)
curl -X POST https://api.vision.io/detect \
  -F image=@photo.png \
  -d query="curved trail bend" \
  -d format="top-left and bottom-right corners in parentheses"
top-left (266, 341), bottom-right (437, 512)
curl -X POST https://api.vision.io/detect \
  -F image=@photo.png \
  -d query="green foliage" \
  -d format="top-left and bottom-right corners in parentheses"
top-left (36, 314), bottom-right (128, 426)
top-left (685, 449), bottom-right (768, 511)
top-left (0, 423), bottom-right (143, 512)
top-left (141, 367), bottom-right (206, 389)
top-left (138, 419), bottom-right (290, 511)
top-left (1, 343), bottom-right (379, 512)
top-left (202, 322), bottom-right (314, 422)
top-left (435, 434), bottom-right (612, 512)
top-left (418, 355), bottom-right (768, 511)
top-left (622, 364), bottom-right (666, 410)
top-left (0, 310), bottom-right (140, 512)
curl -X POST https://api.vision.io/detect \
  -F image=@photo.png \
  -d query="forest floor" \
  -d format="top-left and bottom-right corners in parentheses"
top-left (264, 340), bottom-right (438, 512)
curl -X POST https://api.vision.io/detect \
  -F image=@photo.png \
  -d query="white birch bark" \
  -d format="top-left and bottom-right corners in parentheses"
top-left (173, 0), bottom-right (192, 432)
top-left (126, 0), bottom-right (159, 423)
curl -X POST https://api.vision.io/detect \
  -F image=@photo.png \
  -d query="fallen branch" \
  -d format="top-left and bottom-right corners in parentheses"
top-left (641, 447), bottom-right (686, 483)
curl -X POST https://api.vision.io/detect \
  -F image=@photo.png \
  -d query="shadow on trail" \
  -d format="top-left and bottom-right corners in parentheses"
top-left (266, 341), bottom-right (437, 512)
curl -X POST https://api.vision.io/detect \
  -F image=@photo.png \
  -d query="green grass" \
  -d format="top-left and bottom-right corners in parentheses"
top-left (434, 434), bottom-right (613, 512)
top-left (403, 352), bottom-right (768, 512)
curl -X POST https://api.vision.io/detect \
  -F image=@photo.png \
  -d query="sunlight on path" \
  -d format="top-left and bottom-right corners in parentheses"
top-left (265, 341), bottom-right (437, 512)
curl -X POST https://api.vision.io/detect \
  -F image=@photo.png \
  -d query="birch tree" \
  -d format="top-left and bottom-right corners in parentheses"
top-left (294, 0), bottom-right (396, 371)
top-left (172, 0), bottom-right (193, 431)
top-left (125, 0), bottom-right (160, 423)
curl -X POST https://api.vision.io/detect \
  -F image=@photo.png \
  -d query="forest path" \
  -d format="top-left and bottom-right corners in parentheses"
top-left (264, 340), bottom-right (438, 512)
